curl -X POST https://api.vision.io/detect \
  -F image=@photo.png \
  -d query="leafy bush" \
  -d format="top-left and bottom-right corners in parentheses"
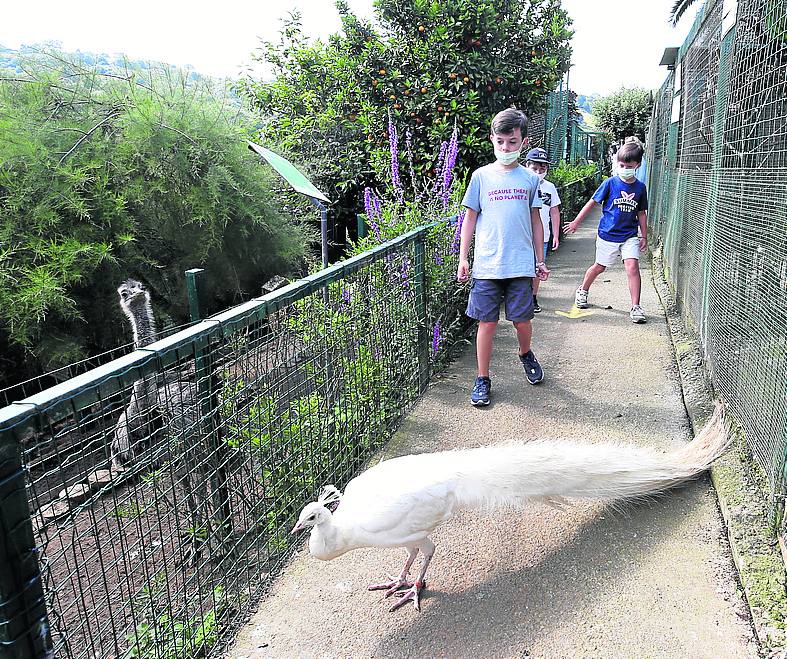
top-left (0, 50), bottom-right (310, 385)
top-left (592, 87), bottom-right (653, 143)
top-left (240, 0), bottom-right (573, 236)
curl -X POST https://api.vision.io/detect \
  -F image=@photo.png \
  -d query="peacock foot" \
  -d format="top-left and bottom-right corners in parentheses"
top-left (389, 580), bottom-right (425, 612)
top-left (368, 575), bottom-right (413, 598)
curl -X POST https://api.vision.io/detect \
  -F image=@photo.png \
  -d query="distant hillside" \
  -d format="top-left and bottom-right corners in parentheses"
top-left (0, 43), bottom-right (202, 81)
top-left (576, 93), bottom-right (600, 115)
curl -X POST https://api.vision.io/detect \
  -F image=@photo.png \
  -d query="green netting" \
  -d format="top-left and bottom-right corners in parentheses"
top-left (646, 0), bottom-right (787, 519)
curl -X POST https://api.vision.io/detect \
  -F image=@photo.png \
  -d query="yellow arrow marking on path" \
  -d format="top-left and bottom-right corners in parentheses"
top-left (555, 305), bottom-right (594, 319)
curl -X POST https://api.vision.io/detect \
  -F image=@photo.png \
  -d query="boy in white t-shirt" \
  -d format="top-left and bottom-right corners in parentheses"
top-left (525, 148), bottom-right (561, 313)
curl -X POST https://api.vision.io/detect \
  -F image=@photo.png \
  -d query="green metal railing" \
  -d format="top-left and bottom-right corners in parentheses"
top-left (646, 0), bottom-right (786, 521)
top-left (0, 223), bottom-right (467, 658)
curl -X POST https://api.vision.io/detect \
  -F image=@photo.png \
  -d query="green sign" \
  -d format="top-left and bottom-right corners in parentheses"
top-left (246, 140), bottom-right (330, 204)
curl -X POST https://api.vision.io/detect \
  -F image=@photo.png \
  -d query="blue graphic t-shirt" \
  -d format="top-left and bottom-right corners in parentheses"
top-left (592, 176), bottom-right (648, 243)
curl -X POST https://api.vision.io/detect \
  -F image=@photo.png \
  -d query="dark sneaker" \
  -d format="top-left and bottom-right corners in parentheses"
top-left (470, 376), bottom-right (491, 406)
top-left (519, 350), bottom-right (544, 385)
top-left (533, 296), bottom-right (541, 313)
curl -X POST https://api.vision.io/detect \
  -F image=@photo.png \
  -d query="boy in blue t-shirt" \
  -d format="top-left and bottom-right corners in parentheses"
top-left (563, 141), bottom-right (649, 323)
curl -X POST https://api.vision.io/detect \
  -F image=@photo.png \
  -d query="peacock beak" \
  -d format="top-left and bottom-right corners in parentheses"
top-left (291, 521), bottom-right (304, 534)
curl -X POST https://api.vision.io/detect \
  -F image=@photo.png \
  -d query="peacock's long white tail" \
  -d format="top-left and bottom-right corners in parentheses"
top-left (446, 402), bottom-right (729, 510)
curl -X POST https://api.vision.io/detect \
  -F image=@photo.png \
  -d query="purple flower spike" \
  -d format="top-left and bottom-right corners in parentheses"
top-left (388, 112), bottom-right (401, 192)
top-left (442, 126), bottom-right (460, 202)
top-left (450, 209), bottom-right (465, 255)
top-left (363, 187), bottom-right (383, 242)
top-left (364, 187), bottom-right (374, 219)
top-left (432, 322), bottom-right (443, 353)
top-left (399, 256), bottom-right (411, 289)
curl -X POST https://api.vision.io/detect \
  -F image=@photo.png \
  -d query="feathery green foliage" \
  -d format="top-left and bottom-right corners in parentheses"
top-left (0, 50), bottom-right (309, 384)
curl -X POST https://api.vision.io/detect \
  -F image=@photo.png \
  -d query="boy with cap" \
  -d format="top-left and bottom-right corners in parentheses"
top-left (458, 108), bottom-right (549, 406)
top-left (525, 147), bottom-right (561, 313)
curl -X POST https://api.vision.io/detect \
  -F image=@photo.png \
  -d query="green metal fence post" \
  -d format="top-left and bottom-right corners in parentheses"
top-left (357, 214), bottom-right (367, 240)
top-left (185, 268), bottom-right (205, 323)
top-left (414, 230), bottom-right (430, 393)
top-left (0, 428), bottom-right (52, 658)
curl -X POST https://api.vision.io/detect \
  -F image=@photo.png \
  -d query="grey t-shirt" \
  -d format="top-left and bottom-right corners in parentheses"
top-left (461, 163), bottom-right (543, 279)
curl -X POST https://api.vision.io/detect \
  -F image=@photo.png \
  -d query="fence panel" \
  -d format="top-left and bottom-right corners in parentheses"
top-left (0, 223), bottom-right (469, 658)
top-left (646, 0), bottom-right (787, 519)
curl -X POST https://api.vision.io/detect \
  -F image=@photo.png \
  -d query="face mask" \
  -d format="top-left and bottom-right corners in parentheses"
top-left (494, 147), bottom-right (521, 166)
top-left (536, 171), bottom-right (547, 181)
top-left (618, 167), bottom-right (637, 180)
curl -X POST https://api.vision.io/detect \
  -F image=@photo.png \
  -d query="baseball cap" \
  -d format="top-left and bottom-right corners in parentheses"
top-left (525, 147), bottom-right (552, 164)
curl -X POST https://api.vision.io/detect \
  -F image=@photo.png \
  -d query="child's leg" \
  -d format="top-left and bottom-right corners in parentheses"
top-left (476, 321), bottom-right (498, 377)
top-left (624, 258), bottom-right (641, 305)
top-left (513, 320), bottom-right (532, 355)
top-left (581, 262), bottom-right (606, 290)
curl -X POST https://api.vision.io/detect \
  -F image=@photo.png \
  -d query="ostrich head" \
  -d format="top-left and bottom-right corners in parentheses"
top-left (117, 279), bottom-right (156, 348)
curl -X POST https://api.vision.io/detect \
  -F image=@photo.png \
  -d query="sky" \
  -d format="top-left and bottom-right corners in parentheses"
top-left (1, 0), bottom-right (702, 96)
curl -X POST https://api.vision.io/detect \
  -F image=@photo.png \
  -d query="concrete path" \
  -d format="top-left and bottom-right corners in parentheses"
top-left (228, 208), bottom-right (758, 658)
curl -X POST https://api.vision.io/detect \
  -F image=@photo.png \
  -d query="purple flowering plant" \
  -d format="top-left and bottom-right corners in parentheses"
top-left (348, 116), bottom-right (470, 368)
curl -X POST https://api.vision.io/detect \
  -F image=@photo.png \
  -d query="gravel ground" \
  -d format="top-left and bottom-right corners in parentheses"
top-left (227, 208), bottom-right (759, 658)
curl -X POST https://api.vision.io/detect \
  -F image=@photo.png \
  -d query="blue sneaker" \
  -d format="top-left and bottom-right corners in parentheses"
top-left (519, 350), bottom-right (544, 385)
top-left (470, 376), bottom-right (491, 406)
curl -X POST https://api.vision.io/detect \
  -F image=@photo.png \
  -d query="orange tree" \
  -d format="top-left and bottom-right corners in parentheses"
top-left (240, 0), bottom-right (572, 241)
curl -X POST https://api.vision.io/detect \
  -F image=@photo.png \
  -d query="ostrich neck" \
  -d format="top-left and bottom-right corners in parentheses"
top-left (125, 300), bottom-right (157, 348)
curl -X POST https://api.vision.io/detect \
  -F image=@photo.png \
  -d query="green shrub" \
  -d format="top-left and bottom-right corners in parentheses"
top-left (0, 50), bottom-right (310, 385)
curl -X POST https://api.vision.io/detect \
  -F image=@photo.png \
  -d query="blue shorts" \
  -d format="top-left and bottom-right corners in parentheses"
top-left (543, 242), bottom-right (549, 261)
top-left (466, 277), bottom-right (535, 323)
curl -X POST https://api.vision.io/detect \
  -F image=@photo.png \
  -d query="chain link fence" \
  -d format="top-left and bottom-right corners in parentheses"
top-left (0, 223), bottom-right (471, 658)
top-left (646, 0), bottom-right (786, 520)
top-left (529, 81), bottom-right (608, 168)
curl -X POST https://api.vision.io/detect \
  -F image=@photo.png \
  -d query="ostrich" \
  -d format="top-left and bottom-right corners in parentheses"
top-left (110, 279), bottom-right (223, 558)
top-left (111, 279), bottom-right (161, 469)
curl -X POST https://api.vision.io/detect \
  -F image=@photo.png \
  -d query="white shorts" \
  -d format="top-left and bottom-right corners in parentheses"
top-left (595, 236), bottom-right (640, 266)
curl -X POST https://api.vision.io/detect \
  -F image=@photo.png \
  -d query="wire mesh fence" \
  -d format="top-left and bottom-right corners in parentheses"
top-left (0, 222), bottom-right (471, 658)
top-left (646, 0), bottom-right (786, 521)
top-left (529, 82), bottom-right (608, 168)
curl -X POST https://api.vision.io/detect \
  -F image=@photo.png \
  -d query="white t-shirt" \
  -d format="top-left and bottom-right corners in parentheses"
top-left (536, 179), bottom-right (561, 240)
top-left (461, 164), bottom-right (542, 279)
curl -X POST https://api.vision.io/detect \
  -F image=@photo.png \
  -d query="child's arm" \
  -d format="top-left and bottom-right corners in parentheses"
top-left (638, 210), bottom-right (648, 251)
top-left (563, 198), bottom-right (598, 234)
top-left (550, 205), bottom-right (561, 249)
top-left (531, 208), bottom-right (550, 281)
top-left (457, 208), bottom-right (478, 282)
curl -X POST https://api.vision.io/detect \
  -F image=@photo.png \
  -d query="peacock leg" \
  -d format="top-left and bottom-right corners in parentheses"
top-left (390, 538), bottom-right (435, 612)
top-left (368, 545), bottom-right (418, 596)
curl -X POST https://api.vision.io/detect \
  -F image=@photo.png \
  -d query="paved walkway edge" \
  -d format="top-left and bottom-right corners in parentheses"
top-left (651, 244), bottom-right (787, 653)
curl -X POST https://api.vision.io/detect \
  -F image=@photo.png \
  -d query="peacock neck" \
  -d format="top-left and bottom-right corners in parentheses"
top-left (309, 518), bottom-right (352, 560)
